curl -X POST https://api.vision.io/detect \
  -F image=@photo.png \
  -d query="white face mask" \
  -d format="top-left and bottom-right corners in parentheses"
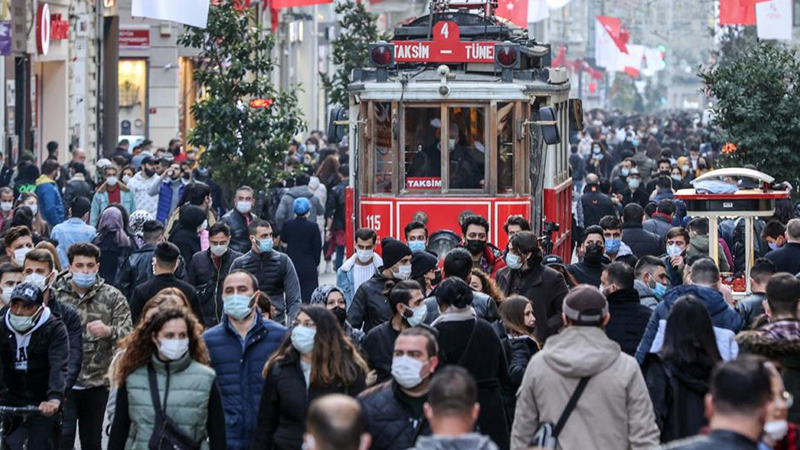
top-left (24, 272), bottom-right (50, 290)
top-left (106, 176), bottom-right (119, 187)
top-left (236, 201), bottom-right (253, 214)
top-left (356, 249), bottom-right (374, 263)
top-left (122, 175), bottom-right (132, 184)
top-left (392, 264), bottom-right (412, 280)
top-left (25, 204), bottom-right (38, 216)
top-left (0, 202), bottom-right (12, 212)
top-left (0, 287), bottom-right (13, 305)
top-left (13, 247), bottom-right (32, 266)
top-left (764, 420), bottom-right (788, 441)
top-left (447, 139), bottom-right (456, 151)
top-left (391, 355), bottom-right (428, 389)
top-left (210, 244), bottom-right (228, 257)
top-left (158, 338), bottom-right (190, 361)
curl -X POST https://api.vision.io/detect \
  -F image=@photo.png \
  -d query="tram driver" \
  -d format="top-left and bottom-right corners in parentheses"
top-left (449, 124), bottom-right (484, 190)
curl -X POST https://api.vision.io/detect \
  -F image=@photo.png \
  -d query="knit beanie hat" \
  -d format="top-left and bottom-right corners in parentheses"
top-left (411, 251), bottom-right (438, 279)
top-left (381, 238), bottom-right (411, 270)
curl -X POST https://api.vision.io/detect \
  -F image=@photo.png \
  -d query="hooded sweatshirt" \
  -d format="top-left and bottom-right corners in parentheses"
top-left (5, 306), bottom-right (52, 370)
top-left (511, 326), bottom-right (660, 450)
top-left (410, 433), bottom-right (499, 450)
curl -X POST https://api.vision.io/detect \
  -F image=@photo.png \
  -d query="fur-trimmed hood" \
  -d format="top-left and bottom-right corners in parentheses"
top-left (737, 330), bottom-right (800, 369)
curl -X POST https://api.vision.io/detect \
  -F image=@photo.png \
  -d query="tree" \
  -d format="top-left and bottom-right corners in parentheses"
top-left (178, 2), bottom-right (304, 193)
top-left (321, 2), bottom-right (382, 108)
top-left (700, 43), bottom-right (800, 189)
top-left (609, 75), bottom-right (644, 113)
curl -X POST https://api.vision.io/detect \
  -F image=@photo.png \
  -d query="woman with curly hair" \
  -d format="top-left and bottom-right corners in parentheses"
top-left (469, 268), bottom-right (505, 307)
top-left (251, 305), bottom-right (368, 449)
top-left (108, 307), bottom-right (226, 450)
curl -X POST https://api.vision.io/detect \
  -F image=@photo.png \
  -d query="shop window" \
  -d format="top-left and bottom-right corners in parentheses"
top-left (448, 106), bottom-right (486, 190)
top-left (118, 59), bottom-right (148, 143)
top-left (497, 103), bottom-right (515, 193)
top-left (374, 102), bottom-right (393, 193)
top-left (403, 107), bottom-right (442, 191)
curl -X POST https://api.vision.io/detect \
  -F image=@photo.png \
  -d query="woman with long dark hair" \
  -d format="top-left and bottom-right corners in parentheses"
top-left (92, 206), bottom-right (133, 286)
top-left (108, 307), bottom-right (226, 450)
top-left (499, 295), bottom-right (539, 420)
top-left (18, 192), bottom-right (50, 238)
top-left (643, 295), bottom-right (721, 443)
top-left (251, 305), bottom-right (368, 449)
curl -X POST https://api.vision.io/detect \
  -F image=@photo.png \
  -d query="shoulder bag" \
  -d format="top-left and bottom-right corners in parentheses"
top-left (531, 377), bottom-right (591, 449)
top-left (147, 364), bottom-right (202, 450)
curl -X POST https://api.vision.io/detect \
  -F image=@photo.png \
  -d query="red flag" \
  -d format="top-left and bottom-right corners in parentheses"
top-left (719, 0), bottom-right (768, 25)
top-left (496, 0), bottom-right (528, 28)
top-left (596, 16), bottom-right (628, 54)
top-left (552, 45), bottom-right (566, 67)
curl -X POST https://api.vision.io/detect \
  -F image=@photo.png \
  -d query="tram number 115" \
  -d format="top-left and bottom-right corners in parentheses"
top-left (365, 215), bottom-right (382, 231)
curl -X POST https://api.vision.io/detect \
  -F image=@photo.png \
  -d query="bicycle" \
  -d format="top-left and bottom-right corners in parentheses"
top-left (0, 405), bottom-right (42, 450)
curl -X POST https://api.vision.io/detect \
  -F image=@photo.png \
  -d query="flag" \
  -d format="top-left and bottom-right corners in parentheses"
top-left (596, 16), bottom-right (628, 53)
top-left (552, 45), bottom-right (566, 67)
top-left (132, 0), bottom-right (210, 28)
top-left (756, 0), bottom-right (793, 40)
top-left (719, 0), bottom-right (764, 25)
top-left (621, 44), bottom-right (644, 77)
top-left (497, 0), bottom-right (548, 27)
top-left (595, 16), bottom-right (628, 70)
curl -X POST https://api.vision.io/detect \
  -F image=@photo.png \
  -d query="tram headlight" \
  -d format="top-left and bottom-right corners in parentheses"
top-left (369, 43), bottom-right (395, 68)
top-left (495, 43), bottom-right (520, 69)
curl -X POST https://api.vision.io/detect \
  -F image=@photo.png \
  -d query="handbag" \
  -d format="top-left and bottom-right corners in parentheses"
top-left (147, 364), bottom-right (202, 450)
top-left (531, 377), bottom-right (591, 449)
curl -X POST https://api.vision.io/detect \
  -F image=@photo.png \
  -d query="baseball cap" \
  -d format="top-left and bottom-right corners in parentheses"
top-left (96, 158), bottom-right (113, 169)
top-left (140, 154), bottom-right (155, 165)
top-left (542, 254), bottom-right (564, 267)
top-left (563, 285), bottom-right (608, 325)
top-left (10, 283), bottom-right (44, 306)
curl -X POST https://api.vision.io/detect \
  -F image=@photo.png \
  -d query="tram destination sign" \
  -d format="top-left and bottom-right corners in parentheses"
top-left (392, 21), bottom-right (497, 64)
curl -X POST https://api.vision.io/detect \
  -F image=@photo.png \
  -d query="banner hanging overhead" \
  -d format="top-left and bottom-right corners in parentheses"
top-left (131, 0), bottom-right (210, 28)
top-left (756, 0), bottom-right (792, 40)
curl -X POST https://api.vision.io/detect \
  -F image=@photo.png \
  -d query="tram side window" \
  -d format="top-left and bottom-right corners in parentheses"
top-left (404, 108), bottom-right (442, 191)
top-left (497, 103), bottom-right (514, 193)
top-left (449, 107), bottom-right (486, 190)
top-left (374, 102), bottom-right (393, 193)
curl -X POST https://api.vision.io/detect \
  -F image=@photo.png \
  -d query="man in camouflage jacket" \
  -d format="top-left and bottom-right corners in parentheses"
top-left (53, 242), bottom-right (132, 450)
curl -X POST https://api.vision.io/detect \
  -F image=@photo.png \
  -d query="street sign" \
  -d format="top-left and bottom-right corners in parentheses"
top-left (120, 28), bottom-right (151, 49)
top-left (392, 21), bottom-right (497, 64)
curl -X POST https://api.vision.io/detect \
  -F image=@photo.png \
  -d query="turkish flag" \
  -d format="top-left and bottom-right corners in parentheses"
top-left (496, 0), bottom-right (548, 28)
top-left (596, 16), bottom-right (628, 54)
top-left (719, 0), bottom-right (769, 25)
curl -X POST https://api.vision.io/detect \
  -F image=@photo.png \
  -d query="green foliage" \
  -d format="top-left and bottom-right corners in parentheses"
top-left (178, 3), bottom-right (304, 193)
top-left (321, 2), bottom-right (382, 108)
top-left (710, 26), bottom-right (758, 70)
top-left (610, 75), bottom-right (644, 114)
top-left (700, 43), bottom-right (800, 189)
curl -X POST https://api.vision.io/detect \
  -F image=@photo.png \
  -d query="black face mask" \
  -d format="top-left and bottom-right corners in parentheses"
top-left (584, 243), bottom-right (605, 264)
top-left (182, 173), bottom-right (191, 180)
top-left (466, 239), bottom-right (487, 255)
top-left (659, 170), bottom-right (670, 176)
top-left (331, 306), bottom-right (347, 325)
top-left (144, 168), bottom-right (155, 177)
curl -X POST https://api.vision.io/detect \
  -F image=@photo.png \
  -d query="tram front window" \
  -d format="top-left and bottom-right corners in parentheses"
top-left (375, 102), bottom-right (393, 193)
top-left (449, 107), bottom-right (486, 190)
top-left (405, 108), bottom-right (442, 191)
top-left (498, 103), bottom-right (514, 193)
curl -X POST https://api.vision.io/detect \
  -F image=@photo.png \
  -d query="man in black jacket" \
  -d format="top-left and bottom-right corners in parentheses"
top-left (0, 283), bottom-right (69, 449)
top-left (621, 203), bottom-right (664, 259)
top-left (115, 220), bottom-right (186, 300)
top-left (581, 174), bottom-right (618, 228)
top-left (129, 242), bottom-right (201, 324)
top-left (220, 186), bottom-right (257, 254)
top-left (665, 357), bottom-right (771, 450)
top-left (765, 218), bottom-right (800, 275)
top-left (601, 262), bottom-right (651, 356)
top-left (325, 165), bottom-right (348, 269)
top-left (230, 219), bottom-right (301, 326)
top-left (188, 222), bottom-right (243, 327)
top-left (567, 225), bottom-right (606, 287)
top-left (359, 328), bottom-right (438, 450)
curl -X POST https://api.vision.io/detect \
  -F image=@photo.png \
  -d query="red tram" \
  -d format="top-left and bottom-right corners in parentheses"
top-left (329, 2), bottom-right (579, 260)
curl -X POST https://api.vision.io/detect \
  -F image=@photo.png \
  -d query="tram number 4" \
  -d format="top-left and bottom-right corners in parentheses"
top-left (365, 215), bottom-right (382, 231)
top-left (440, 22), bottom-right (449, 39)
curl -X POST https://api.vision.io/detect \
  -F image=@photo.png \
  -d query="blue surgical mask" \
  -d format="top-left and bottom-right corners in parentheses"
top-left (653, 281), bottom-right (667, 298)
top-left (291, 325), bottom-right (316, 354)
top-left (72, 271), bottom-right (97, 289)
top-left (257, 238), bottom-right (273, 253)
top-left (405, 304), bottom-right (428, 327)
top-left (620, 168), bottom-right (630, 177)
top-left (506, 253), bottom-right (523, 270)
top-left (408, 241), bottom-right (426, 254)
top-left (223, 294), bottom-right (254, 320)
top-left (667, 244), bottom-right (683, 258)
top-left (628, 179), bottom-right (640, 190)
top-left (768, 242), bottom-right (781, 251)
top-left (605, 237), bottom-right (621, 254)
top-left (9, 307), bottom-right (41, 333)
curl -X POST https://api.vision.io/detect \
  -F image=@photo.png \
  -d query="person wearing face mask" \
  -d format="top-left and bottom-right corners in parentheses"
top-left (149, 162), bottom-right (186, 225)
top-left (221, 186), bottom-right (257, 254)
top-left (759, 362), bottom-right (799, 449)
top-left (645, 159), bottom-right (675, 194)
top-left (405, 221), bottom-right (432, 255)
top-left (664, 356), bottom-right (773, 450)
top-left (0, 283), bottom-right (69, 450)
top-left (202, 270), bottom-right (288, 450)
top-left (600, 262), bottom-right (652, 357)
top-left (126, 155), bottom-right (160, 217)
top-left (252, 305), bottom-right (368, 450)
top-left (108, 307), bottom-right (226, 450)
top-left (129, 242), bottom-right (202, 324)
top-left (611, 158), bottom-right (637, 195)
top-left (231, 219), bottom-right (302, 326)
top-left (633, 256), bottom-right (669, 309)
top-left (0, 186), bottom-right (14, 230)
top-left (348, 238), bottom-right (412, 334)
top-left (737, 274), bottom-right (800, 425)
top-left (567, 226), bottom-right (607, 287)
top-left (89, 165), bottom-right (136, 228)
top-left (621, 169), bottom-right (650, 209)
top-left (310, 284), bottom-right (364, 347)
top-left (34, 159), bottom-right (65, 227)
top-left (458, 215), bottom-right (506, 277)
top-left (336, 228), bottom-right (383, 309)
top-left (281, 198), bottom-right (322, 303)
top-left (363, 280), bottom-right (433, 385)
top-left (359, 328), bottom-right (439, 450)
top-left (431, 278), bottom-right (511, 449)
top-left (0, 262), bottom-right (23, 306)
top-left (411, 250), bottom-right (439, 297)
top-left (635, 258), bottom-right (744, 364)
top-left (498, 296), bottom-right (539, 420)
top-left (188, 223), bottom-right (243, 327)
top-left (735, 259), bottom-right (776, 329)
top-left (52, 243), bottom-right (132, 450)
top-left (496, 232), bottom-right (568, 343)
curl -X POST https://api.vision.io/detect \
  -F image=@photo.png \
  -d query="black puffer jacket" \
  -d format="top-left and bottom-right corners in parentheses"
top-left (621, 222), bottom-right (664, 259)
top-left (220, 210), bottom-right (255, 254)
top-left (605, 288), bottom-right (652, 356)
top-left (251, 357), bottom-right (366, 450)
top-left (187, 248), bottom-right (243, 327)
top-left (347, 272), bottom-right (394, 334)
top-left (115, 243), bottom-right (188, 300)
top-left (359, 381), bottom-right (431, 450)
top-left (581, 186), bottom-right (618, 227)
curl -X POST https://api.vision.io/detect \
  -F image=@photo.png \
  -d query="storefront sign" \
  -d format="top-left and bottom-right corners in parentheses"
top-left (120, 28), bottom-right (150, 49)
top-left (0, 21), bottom-right (10, 56)
top-left (50, 14), bottom-right (68, 40)
top-left (36, 3), bottom-right (50, 55)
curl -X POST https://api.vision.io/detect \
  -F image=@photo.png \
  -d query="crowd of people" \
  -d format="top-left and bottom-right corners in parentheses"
top-left (1, 112), bottom-right (799, 450)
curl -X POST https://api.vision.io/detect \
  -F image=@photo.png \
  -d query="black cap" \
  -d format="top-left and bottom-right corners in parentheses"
top-left (411, 251), bottom-right (438, 279)
top-left (380, 238), bottom-right (412, 269)
top-left (10, 283), bottom-right (44, 306)
top-left (542, 254), bottom-right (564, 267)
top-left (140, 155), bottom-right (155, 165)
